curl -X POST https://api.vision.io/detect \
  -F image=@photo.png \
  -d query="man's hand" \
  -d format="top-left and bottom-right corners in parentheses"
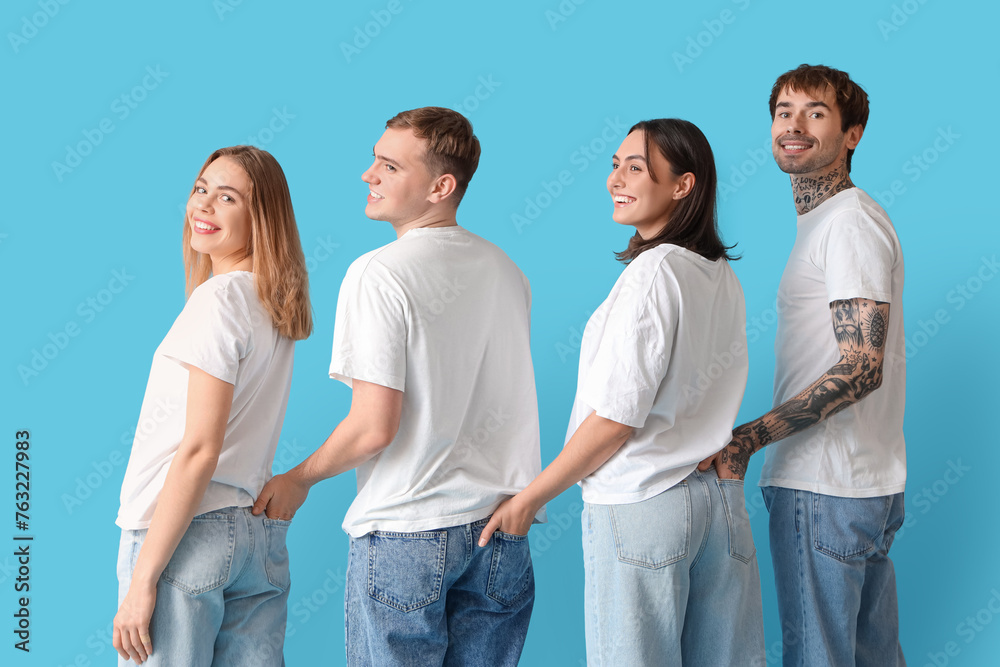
top-left (698, 425), bottom-right (759, 480)
top-left (478, 495), bottom-right (537, 547)
top-left (113, 581), bottom-right (156, 663)
top-left (252, 472), bottom-right (310, 520)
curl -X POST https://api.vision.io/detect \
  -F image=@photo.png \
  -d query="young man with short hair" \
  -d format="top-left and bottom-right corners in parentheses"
top-left (701, 64), bottom-right (907, 665)
top-left (253, 107), bottom-right (543, 666)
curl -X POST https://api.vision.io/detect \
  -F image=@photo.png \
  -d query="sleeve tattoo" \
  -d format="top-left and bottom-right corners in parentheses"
top-left (718, 297), bottom-right (890, 478)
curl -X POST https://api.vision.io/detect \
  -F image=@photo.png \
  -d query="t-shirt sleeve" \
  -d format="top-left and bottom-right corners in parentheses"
top-left (329, 263), bottom-right (407, 391)
top-left (821, 211), bottom-right (896, 304)
top-left (578, 273), bottom-right (675, 429)
top-left (159, 281), bottom-right (251, 384)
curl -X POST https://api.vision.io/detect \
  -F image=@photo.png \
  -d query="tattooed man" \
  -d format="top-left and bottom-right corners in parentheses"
top-left (700, 64), bottom-right (906, 666)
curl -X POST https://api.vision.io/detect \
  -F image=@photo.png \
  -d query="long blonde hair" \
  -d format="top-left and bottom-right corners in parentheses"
top-left (183, 146), bottom-right (313, 341)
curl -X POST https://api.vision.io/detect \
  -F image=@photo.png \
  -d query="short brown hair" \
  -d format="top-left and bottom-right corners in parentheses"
top-left (386, 107), bottom-right (481, 205)
top-left (769, 64), bottom-right (869, 171)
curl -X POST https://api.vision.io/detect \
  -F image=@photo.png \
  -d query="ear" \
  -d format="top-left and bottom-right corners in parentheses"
top-left (845, 124), bottom-right (864, 150)
top-left (427, 174), bottom-right (458, 204)
top-left (673, 172), bottom-right (695, 200)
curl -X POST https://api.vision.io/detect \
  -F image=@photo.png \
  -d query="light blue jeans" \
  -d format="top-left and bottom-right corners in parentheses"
top-left (763, 486), bottom-right (906, 666)
top-left (583, 467), bottom-right (765, 666)
top-left (116, 506), bottom-right (291, 666)
top-left (346, 517), bottom-right (534, 666)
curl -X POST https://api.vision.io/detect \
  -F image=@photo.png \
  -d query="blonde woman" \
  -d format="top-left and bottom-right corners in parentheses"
top-left (113, 146), bottom-right (311, 665)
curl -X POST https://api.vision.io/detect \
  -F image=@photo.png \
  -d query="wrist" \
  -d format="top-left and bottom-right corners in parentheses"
top-left (512, 490), bottom-right (543, 519)
top-left (129, 568), bottom-right (160, 590)
top-left (287, 465), bottom-right (317, 489)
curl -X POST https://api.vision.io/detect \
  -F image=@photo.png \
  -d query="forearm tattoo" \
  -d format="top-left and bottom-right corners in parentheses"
top-left (720, 298), bottom-right (890, 477)
top-left (791, 156), bottom-right (854, 215)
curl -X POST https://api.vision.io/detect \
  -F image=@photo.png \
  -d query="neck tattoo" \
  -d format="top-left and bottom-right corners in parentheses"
top-left (790, 158), bottom-right (854, 215)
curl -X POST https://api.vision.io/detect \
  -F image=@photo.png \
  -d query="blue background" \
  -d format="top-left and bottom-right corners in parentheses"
top-left (3, 1), bottom-right (998, 665)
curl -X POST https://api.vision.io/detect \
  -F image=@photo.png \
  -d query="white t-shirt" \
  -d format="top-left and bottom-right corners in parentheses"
top-left (117, 272), bottom-right (295, 529)
top-left (329, 226), bottom-right (543, 537)
top-left (759, 188), bottom-right (906, 498)
top-left (569, 244), bottom-right (748, 505)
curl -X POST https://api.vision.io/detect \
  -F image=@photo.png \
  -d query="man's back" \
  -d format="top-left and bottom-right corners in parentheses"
top-left (330, 226), bottom-right (542, 537)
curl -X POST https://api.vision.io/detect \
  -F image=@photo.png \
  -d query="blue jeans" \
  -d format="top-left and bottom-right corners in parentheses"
top-left (346, 517), bottom-right (534, 666)
top-left (116, 506), bottom-right (291, 666)
top-left (762, 486), bottom-right (906, 667)
top-left (583, 467), bottom-right (765, 666)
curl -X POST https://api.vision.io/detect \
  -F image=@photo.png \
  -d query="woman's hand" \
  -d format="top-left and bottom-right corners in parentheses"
top-left (113, 581), bottom-right (157, 663)
top-left (478, 495), bottom-right (537, 546)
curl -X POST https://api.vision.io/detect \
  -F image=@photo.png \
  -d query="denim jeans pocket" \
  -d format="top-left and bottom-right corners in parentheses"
top-left (162, 513), bottom-right (236, 595)
top-left (716, 479), bottom-right (757, 563)
top-left (263, 518), bottom-right (291, 591)
top-left (812, 494), bottom-right (893, 562)
top-left (367, 531), bottom-right (447, 612)
top-left (609, 482), bottom-right (690, 569)
top-left (486, 531), bottom-right (533, 606)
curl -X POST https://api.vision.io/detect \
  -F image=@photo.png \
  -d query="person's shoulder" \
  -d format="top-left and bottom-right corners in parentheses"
top-left (343, 241), bottom-right (401, 284)
top-left (631, 242), bottom-right (714, 277)
top-left (190, 272), bottom-right (253, 309)
top-left (821, 188), bottom-right (892, 228)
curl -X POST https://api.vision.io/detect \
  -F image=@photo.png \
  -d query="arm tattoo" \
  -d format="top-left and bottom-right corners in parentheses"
top-left (723, 298), bottom-right (890, 470)
top-left (866, 308), bottom-right (887, 349)
top-left (790, 156), bottom-right (854, 215)
top-left (719, 424), bottom-right (759, 478)
top-left (832, 299), bottom-right (864, 348)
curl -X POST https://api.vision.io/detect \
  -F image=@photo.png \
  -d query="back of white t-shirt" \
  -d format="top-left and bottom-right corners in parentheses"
top-left (117, 272), bottom-right (295, 529)
top-left (759, 188), bottom-right (906, 497)
top-left (329, 226), bottom-right (543, 537)
top-left (569, 244), bottom-right (748, 505)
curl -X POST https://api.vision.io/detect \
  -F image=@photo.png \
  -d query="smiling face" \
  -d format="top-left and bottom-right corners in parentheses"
top-left (361, 127), bottom-right (442, 227)
top-left (771, 86), bottom-right (862, 177)
top-left (607, 130), bottom-right (692, 240)
top-left (186, 156), bottom-right (252, 273)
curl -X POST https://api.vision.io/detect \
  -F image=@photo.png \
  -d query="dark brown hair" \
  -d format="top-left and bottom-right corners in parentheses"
top-left (615, 119), bottom-right (737, 264)
top-left (386, 107), bottom-right (481, 205)
top-left (769, 64), bottom-right (870, 171)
